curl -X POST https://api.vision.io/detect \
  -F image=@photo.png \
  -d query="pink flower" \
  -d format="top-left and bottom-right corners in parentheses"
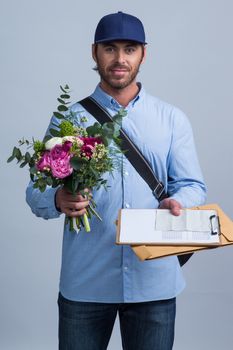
top-left (50, 142), bottom-right (73, 179)
top-left (36, 151), bottom-right (51, 171)
top-left (81, 144), bottom-right (94, 158)
top-left (79, 137), bottom-right (103, 159)
top-left (79, 137), bottom-right (103, 147)
top-left (50, 141), bottom-right (72, 160)
top-left (50, 155), bottom-right (73, 178)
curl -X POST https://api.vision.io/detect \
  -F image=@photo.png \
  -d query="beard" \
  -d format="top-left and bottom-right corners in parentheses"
top-left (94, 59), bottom-right (142, 90)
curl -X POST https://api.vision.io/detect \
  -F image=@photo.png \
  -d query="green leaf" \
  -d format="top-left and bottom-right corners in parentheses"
top-left (111, 115), bottom-right (122, 124)
top-left (118, 108), bottom-right (127, 118)
top-left (30, 166), bottom-right (37, 174)
top-left (46, 176), bottom-right (53, 186)
top-left (89, 166), bottom-right (98, 177)
top-left (70, 157), bottom-right (83, 171)
top-left (15, 148), bottom-right (23, 161)
top-left (102, 123), bottom-right (115, 139)
top-left (39, 184), bottom-right (46, 192)
top-left (58, 105), bottom-right (68, 112)
top-left (43, 135), bottom-right (52, 143)
top-left (20, 161), bottom-right (28, 168)
top-left (12, 146), bottom-right (19, 158)
top-left (7, 154), bottom-right (15, 163)
top-left (29, 158), bottom-right (36, 168)
top-left (54, 111), bottom-right (64, 119)
top-left (113, 129), bottom-right (120, 139)
top-left (52, 181), bottom-right (59, 188)
top-left (49, 128), bottom-right (61, 137)
top-left (25, 152), bottom-right (31, 163)
top-left (60, 85), bottom-right (68, 93)
top-left (57, 98), bottom-right (69, 105)
top-left (86, 122), bottom-right (101, 136)
top-left (101, 136), bottom-right (110, 146)
top-left (112, 121), bottom-right (121, 132)
top-left (33, 182), bottom-right (39, 189)
top-left (8, 145), bottom-right (23, 162)
top-left (73, 178), bottom-right (80, 194)
top-left (60, 94), bottom-right (70, 99)
top-left (38, 178), bottom-right (47, 192)
top-left (64, 176), bottom-right (75, 193)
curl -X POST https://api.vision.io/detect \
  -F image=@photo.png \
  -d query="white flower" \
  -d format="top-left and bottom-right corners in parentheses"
top-left (63, 136), bottom-right (84, 146)
top-left (62, 136), bottom-right (76, 143)
top-left (45, 137), bottom-right (63, 150)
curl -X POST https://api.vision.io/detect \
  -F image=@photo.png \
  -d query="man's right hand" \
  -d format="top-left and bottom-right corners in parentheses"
top-left (55, 187), bottom-right (90, 217)
top-left (159, 198), bottom-right (182, 216)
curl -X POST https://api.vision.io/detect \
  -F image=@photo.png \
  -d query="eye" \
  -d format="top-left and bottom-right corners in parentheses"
top-left (125, 47), bottom-right (136, 54)
top-left (104, 46), bottom-right (115, 53)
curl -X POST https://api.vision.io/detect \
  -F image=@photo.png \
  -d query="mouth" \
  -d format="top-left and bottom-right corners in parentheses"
top-left (110, 67), bottom-right (129, 77)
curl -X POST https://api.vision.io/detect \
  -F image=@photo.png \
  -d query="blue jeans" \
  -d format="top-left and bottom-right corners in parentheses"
top-left (58, 293), bottom-right (176, 350)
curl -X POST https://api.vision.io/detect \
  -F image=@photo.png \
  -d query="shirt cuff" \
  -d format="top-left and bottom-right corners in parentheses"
top-left (26, 184), bottom-right (62, 220)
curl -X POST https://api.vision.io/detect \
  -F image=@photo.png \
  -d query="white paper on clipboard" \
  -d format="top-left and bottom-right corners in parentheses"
top-left (117, 209), bottom-right (220, 246)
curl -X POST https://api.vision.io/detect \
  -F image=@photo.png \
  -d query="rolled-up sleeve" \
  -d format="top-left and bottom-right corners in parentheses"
top-left (167, 109), bottom-right (207, 208)
top-left (26, 182), bottom-right (61, 220)
top-left (25, 114), bottom-right (62, 220)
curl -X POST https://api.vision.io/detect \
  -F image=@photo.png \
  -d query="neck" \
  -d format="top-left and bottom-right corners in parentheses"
top-left (99, 81), bottom-right (140, 107)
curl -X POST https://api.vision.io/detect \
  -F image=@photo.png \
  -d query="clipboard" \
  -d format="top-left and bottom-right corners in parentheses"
top-left (117, 204), bottom-right (233, 261)
top-left (116, 208), bottom-right (221, 246)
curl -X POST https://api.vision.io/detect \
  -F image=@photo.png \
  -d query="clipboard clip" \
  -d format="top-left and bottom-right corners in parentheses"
top-left (209, 215), bottom-right (220, 235)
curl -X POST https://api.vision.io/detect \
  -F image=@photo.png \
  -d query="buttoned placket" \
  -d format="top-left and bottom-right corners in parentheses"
top-left (121, 227), bottom-right (133, 301)
top-left (110, 96), bottom-right (139, 302)
top-left (121, 108), bottom-right (135, 302)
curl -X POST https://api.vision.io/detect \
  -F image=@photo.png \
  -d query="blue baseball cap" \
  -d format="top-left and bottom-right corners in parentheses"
top-left (94, 11), bottom-right (147, 45)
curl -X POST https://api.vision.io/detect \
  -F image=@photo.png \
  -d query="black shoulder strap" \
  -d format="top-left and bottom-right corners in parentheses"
top-left (79, 96), bottom-right (167, 201)
top-left (79, 96), bottom-right (193, 266)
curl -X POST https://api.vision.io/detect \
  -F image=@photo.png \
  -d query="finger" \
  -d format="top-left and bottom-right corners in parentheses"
top-left (169, 199), bottom-right (182, 216)
top-left (159, 198), bottom-right (170, 209)
top-left (76, 194), bottom-right (91, 202)
top-left (60, 188), bottom-right (92, 201)
top-left (62, 193), bottom-right (88, 202)
top-left (74, 200), bottom-right (89, 210)
top-left (79, 189), bottom-right (92, 200)
top-left (67, 208), bottom-right (87, 217)
top-left (64, 200), bottom-right (89, 211)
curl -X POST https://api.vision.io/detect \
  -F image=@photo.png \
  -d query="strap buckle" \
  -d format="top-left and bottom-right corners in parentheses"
top-left (152, 182), bottom-right (165, 200)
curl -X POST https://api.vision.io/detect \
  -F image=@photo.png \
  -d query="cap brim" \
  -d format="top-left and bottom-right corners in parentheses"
top-left (94, 37), bottom-right (147, 44)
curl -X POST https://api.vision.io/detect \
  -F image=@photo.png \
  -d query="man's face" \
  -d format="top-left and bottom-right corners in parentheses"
top-left (92, 41), bottom-right (146, 90)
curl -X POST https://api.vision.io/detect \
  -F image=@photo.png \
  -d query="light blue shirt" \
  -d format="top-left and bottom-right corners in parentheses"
top-left (26, 84), bottom-right (206, 303)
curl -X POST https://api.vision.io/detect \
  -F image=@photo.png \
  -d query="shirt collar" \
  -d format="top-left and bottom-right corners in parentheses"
top-left (91, 83), bottom-right (145, 111)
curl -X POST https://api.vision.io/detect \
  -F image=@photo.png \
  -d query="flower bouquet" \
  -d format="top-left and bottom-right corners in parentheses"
top-left (8, 85), bottom-right (126, 232)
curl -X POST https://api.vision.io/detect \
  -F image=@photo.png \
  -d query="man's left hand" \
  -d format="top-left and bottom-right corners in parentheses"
top-left (159, 198), bottom-right (182, 216)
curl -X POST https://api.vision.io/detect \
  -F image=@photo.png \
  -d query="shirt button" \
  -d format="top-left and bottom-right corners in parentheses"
top-left (124, 266), bottom-right (128, 270)
top-left (125, 203), bottom-right (130, 208)
top-left (125, 171), bottom-right (129, 176)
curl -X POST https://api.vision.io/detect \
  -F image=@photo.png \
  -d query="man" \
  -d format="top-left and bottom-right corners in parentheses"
top-left (26, 11), bottom-right (206, 350)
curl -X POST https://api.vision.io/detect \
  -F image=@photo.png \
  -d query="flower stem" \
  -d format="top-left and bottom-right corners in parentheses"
top-left (88, 204), bottom-right (102, 221)
top-left (75, 217), bottom-right (81, 233)
top-left (83, 213), bottom-right (91, 232)
top-left (69, 217), bottom-right (75, 231)
top-left (86, 208), bottom-right (91, 219)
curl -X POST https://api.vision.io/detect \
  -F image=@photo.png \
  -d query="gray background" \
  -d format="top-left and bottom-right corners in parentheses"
top-left (1, 0), bottom-right (233, 349)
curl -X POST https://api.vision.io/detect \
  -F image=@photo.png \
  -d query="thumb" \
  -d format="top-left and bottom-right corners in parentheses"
top-left (169, 199), bottom-right (182, 216)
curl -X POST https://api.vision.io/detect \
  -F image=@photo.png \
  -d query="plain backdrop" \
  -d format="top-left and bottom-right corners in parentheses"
top-left (1, 1), bottom-right (233, 349)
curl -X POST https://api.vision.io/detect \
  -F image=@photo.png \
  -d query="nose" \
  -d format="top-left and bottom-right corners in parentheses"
top-left (115, 49), bottom-right (126, 64)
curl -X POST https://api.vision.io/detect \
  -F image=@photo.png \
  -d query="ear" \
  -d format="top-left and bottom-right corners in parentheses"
top-left (141, 45), bottom-right (147, 64)
top-left (92, 44), bottom-right (97, 62)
